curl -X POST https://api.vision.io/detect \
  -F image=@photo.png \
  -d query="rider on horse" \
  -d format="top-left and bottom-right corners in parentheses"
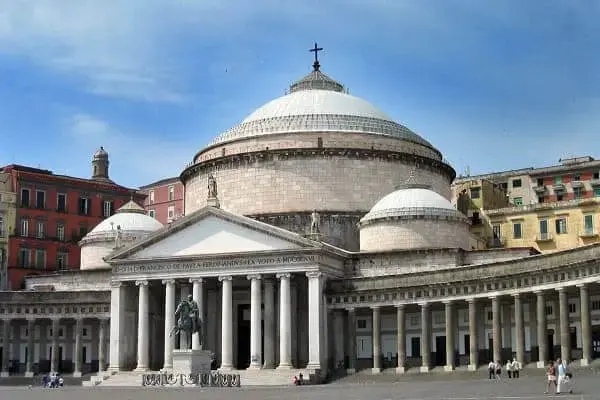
top-left (171, 294), bottom-right (202, 348)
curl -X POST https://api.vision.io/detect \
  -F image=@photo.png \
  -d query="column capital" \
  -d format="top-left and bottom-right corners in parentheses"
top-left (466, 297), bottom-right (477, 304)
top-left (512, 292), bottom-right (522, 299)
top-left (370, 305), bottom-right (381, 310)
top-left (276, 272), bottom-right (291, 280)
top-left (442, 300), bottom-right (454, 305)
top-left (247, 274), bottom-right (262, 281)
top-left (110, 281), bottom-right (122, 288)
top-left (135, 280), bottom-right (149, 287)
top-left (418, 301), bottom-right (430, 308)
top-left (51, 317), bottom-right (60, 324)
top-left (218, 275), bottom-right (232, 282)
top-left (345, 307), bottom-right (356, 313)
top-left (576, 283), bottom-right (588, 289)
top-left (26, 317), bottom-right (36, 323)
top-left (489, 295), bottom-right (499, 300)
top-left (305, 271), bottom-right (322, 279)
top-left (189, 278), bottom-right (204, 284)
top-left (98, 317), bottom-right (109, 323)
top-left (395, 304), bottom-right (405, 310)
top-left (162, 279), bottom-right (176, 285)
top-left (556, 287), bottom-right (567, 293)
top-left (534, 290), bottom-right (545, 296)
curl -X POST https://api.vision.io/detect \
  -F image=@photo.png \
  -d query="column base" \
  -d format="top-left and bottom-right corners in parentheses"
top-left (444, 365), bottom-right (455, 372)
top-left (72, 371), bottom-right (82, 377)
top-left (0, 372), bottom-right (9, 377)
top-left (25, 371), bottom-right (34, 378)
top-left (219, 365), bottom-right (234, 371)
top-left (346, 368), bottom-right (356, 374)
top-left (419, 366), bottom-right (430, 373)
top-left (580, 358), bottom-right (591, 367)
top-left (536, 361), bottom-right (546, 368)
top-left (468, 364), bottom-right (478, 371)
top-left (134, 367), bottom-right (149, 372)
top-left (276, 363), bottom-right (293, 370)
top-left (247, 364), bottom-right (262, 370)
top-left (371, 367), bottom-right (382, 374)
top-left (395, 366), bottom-right (406, 374)
top-left (306, 362), bottom-right (322, 370)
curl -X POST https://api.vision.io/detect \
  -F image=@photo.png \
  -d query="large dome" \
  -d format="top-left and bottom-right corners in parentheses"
top-left (208, 69), bottom-right (435, 150)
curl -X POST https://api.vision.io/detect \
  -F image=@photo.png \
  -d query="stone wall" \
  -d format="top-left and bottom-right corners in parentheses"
top-left (193, 131), bottom-right (442, 164)
top-left (80, 241), bottom-right (114, 270)
top-left (463, 248), bottom-right (535, 265)
top-left (185, 155), bottom-right (451, 219)
top-left (359, 219), bottom-right (470, 252)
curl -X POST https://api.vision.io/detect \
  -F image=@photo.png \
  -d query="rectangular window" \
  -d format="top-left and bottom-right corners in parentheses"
top-left (537, 178), bottom-right (544, 187)
top-left (167, 205), bottom-right (175, 220)
top-left (538, 196), bottom-right (545, 203)
top-left (79, 226), bottom-right (88, 237)
top-left (574, 187), bottom-right (583, 199)
top-left (56, 223), bottom-right (65, 241)
top-left (78, 197), bottom-right (90, 215)
top-left (570, 327), bottom-right (577, 350)
top-left (18, 248), bottom-right (30, 267)
top-left (555, 176), bottom-right (562, 185)
top-left (411, 337), bottom-right (421, 358)
top-left (168, 186), bottom-right (175, 201)
top-left (591, 300), bottom-right (600, 310)
top-left (36, 221), bottom-right (45, 239)
top-left (594, 187), bottom-right (600, 197)
top-left (513, 197), bottom-right (523, 206)
top-left (594, 171), bottom-right (600, 180)
top-left (513, 222), bottom-right (522, 239)
top-left (568, 303), bottom-right (577, 314)
top-left (21, 189), bottom-right (30, 207)
top-left (57, 193), bottom-right (67, 212)
top-left (512, 179), bottom-right (522, 188)
top-left (35, 190), bottom-right (45, 209)
top-left (357, 319), bottom-right (367, 329)
top-left (487, 311), bottom-right (493, 321)
top-left (20, 218), bottom-right (29, 237)
top-left (103, 200), bottom-right (114, 217)
top-left (149, 190), bottom-right (155, 204)
top-left (546, 305), bottom-right (553, 316)
top-left (573, 174), bottom-right (581, 181)
top-left (470, 187), bottom-right (480, 199)
top-left (148, 210), bottom-right (155, 218)
top-left (539, 219), bottom-right (548, 234)
top-left (35, 249), bottom-right (45, 269)
top-left (56, 253), bottom-right (67, 270)
top-left (492, 224), bottom-right (501, 239)
top-left (556, 191), bottom-right (565, 201)
top-left (555, 218), bottom-right (568, 234)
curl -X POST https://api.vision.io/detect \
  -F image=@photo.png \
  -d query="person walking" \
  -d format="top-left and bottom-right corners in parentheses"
top-left (545, 360), bottom-right (556, 394)
top-left (511, 357), bottom-right (521, 379)
top-left (488, 360), bottom-right (495, 379)
top-left (505, 360), bottom-right (513, 379)
top-left (556, 358), bottom-right (572, 394)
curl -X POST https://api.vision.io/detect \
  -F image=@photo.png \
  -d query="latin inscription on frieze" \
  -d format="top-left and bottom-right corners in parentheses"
top-left (113, 255), bottom-right (317, 274)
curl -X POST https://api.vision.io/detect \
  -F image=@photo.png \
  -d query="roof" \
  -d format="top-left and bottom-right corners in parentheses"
top-left (87, 200), bottom-right (163, 236)
top-left (360, 184), bottom-right (467, 224)
top-left (139, 176), bottom-right (181, 189)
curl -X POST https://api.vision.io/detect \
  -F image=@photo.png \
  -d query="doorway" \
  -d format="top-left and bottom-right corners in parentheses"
top-left (435, 336), bottom-right (446, 366)
top-left (547, 330), bottom-right (555, 362)
top-left (591, 326), bottom-right (600, 358)
top-left (237, 305), bottom-right (251, 369)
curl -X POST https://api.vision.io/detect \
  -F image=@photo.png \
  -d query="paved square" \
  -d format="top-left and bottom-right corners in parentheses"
top-left (0, 375), bottom-right (597, 400)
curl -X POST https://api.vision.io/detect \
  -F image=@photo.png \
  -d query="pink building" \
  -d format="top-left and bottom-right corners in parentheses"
top-left (139, 177), bottom-right (184, 225)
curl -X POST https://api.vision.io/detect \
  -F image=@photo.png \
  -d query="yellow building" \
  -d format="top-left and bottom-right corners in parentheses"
top-left (0, 172), bottom-right (16, 290)
top-left (486, 197), bottom-right (600, 253)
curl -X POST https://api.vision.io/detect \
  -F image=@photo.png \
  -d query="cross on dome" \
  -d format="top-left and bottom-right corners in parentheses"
top-left (309, 42), bottom-right (324, 71)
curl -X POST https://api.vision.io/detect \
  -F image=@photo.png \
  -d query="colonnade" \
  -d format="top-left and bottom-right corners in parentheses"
top-left (0, 317), bottom-right (108, 377)
top-left (340, 283), bottom-right (595, 372)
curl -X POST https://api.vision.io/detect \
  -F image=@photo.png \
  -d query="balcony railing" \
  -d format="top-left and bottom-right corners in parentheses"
top-left (487, 238), bottom-right (506, 248)
top-left (533, 185), bottom-right (547, 193)
top-left (579, 228), bottom-right (598, 238)
top-left (535, 232), bottom-right (554, 242)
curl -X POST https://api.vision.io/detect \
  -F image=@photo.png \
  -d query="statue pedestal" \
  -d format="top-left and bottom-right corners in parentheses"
top-left (172, 349), bottom-right (212, 375)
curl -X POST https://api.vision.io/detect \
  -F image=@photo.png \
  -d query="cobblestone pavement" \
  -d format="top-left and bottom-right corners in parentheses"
top-left (0, 375), bottom-right (597, 400)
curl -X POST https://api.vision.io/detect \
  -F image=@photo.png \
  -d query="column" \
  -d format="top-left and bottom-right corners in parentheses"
top-left (371, 306), bottom-right (381, 373)
top-left (557, 287), bottom-right (570, 364)
top-left (396, 305), bottom-right (406, 373)
top-left (514, 293), bottom-right (525, 365)
top-left (262, 277), bottom-right (275, 369)
top-left (535, 291), bottom-right (547, 368)
top-left (134, 280), bottom-right (149, 371)
top-left (277, 273), bottom-right (292, 369)
top-left (179, 284), bottom-right (191, 350)
top-left (247, 274), bottom-right (263, 368)
top-left (491, 296), bottom-right (502, 363)
top-left (108, 282), bottom-right (124, 372)
top-left (579, 284), bottom-right (591, 366)
top-left (73, 318), bottom-right (83, 377)
top-left (98, 319), bottom-right (107, 372)
top-left (50, 318), bottom-right (59, 373)
top-left (444, 301), bottom-right (455, 371)
top-left (162, 279), bottom-right (175, 370)
top-left (219, 275), bottom-right (233, 370)
top-left (190, 278), bottom-right (204, 350)
top-left (24, 319), bottom-right (35, 377)
top-left (307, 271), bottom-right (323, 370)
top-left (1, 319), bottom-right (10, 377)
top-left (467, 299), bottom-right (479, 371)
top-left (346, 308), bottom-right (357, 373)
top-left (420, 302), bottom-right (430, 372)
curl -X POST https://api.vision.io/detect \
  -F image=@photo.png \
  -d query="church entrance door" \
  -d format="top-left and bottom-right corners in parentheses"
top-left (435, 336), bottom-right (446, 366)
top-left (237, 304), bottom-right (251, 369)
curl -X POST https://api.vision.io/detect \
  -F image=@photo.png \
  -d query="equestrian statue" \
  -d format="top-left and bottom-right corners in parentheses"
top-left (170, 294), bottom-right (203, 349)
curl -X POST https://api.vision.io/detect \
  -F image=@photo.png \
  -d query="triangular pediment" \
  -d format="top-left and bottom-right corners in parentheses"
top-left (108, 207), bottom-right (318, 261)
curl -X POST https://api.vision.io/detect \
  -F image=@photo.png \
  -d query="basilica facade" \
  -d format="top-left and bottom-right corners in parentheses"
top-left (1, 57), bottom-right (599, 385)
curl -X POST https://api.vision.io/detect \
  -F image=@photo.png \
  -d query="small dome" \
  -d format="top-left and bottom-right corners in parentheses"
top-left (360, 184), bottom-right (466, 225)
top-left (90, 205), bottom-right (163, 235)
top-left (94, 146), bottom-right (108, 158)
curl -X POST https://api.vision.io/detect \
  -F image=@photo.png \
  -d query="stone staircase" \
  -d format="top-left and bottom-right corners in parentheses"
top-left (90, 368), bottom-right (315, 387)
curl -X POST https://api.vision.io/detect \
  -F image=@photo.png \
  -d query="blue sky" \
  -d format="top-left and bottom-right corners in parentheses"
top-left (0, 0), bottom-right (598, 188)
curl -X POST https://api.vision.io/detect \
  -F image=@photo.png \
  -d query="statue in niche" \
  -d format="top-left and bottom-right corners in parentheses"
top-left (310, 210), bottom-right (320, 234)
top-left (207, 174), bottom-right (218, 198)
top-left (171, 294), bottom-right (203, 349)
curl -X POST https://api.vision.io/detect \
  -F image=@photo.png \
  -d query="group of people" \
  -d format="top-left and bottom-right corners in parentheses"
top-left (546, 358), bottom-right (573, 395)
top-left (41, 373), bottom-right (64, 388)
top-left (487, 358), bottom-right (522, 379)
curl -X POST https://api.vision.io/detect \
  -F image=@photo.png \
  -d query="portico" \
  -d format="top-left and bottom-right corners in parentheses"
top-left (105, 206), bottom-right (344, 377)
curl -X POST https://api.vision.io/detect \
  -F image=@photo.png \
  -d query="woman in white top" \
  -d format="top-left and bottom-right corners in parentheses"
top-left (505, 360), bottom-right (513, 379)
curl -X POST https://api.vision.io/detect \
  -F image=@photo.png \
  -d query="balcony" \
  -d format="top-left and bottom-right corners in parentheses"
top-left (591, 179), bottom-right (600, 187)
top-left (535, 232), bottom-right (554, 242)
top-left (487, 238), bottom-right (506, 248)
top-left (553, 183), bottom-right (565, 191)
top-left (533, 184), bottom-right (547, 194)
top-left (579, 228), bottom-right (599, 238)
top-left (571, 180), bottom-right (584, 189)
